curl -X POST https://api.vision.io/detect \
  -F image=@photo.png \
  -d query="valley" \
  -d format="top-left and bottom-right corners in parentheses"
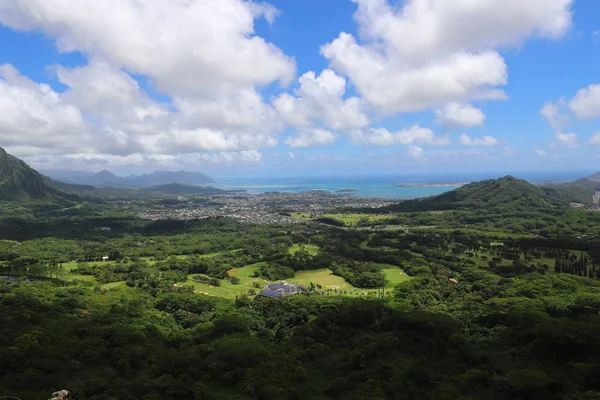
top-left (2, 147), bottom-right (600, 399)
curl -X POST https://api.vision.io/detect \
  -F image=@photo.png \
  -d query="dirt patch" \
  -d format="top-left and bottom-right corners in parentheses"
top-left (228, 268), bottom-right (239, 276)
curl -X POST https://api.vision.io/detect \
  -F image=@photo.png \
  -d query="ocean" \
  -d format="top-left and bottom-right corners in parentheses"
top-left (210, 170), bottom-right (592, 200)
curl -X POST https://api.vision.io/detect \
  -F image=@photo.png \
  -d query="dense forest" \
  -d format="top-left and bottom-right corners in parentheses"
top-left (2, 211), bottom-right (600, 399)
top-left (2, 156), bottom-right (600, 399)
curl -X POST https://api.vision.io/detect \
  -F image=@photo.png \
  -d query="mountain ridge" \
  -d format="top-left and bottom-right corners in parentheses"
top-left (0, 147), bottom-right (72, 201)
top-left (380, 175), bottom-right (575, 212)
top-left (44, 169), bottom-right (214, 188)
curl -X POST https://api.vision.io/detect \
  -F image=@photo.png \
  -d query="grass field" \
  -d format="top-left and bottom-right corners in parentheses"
top-left (374, 263), bottom-right (411, 287)
top-left (289, 244), bottom-right (320, 255)
top-left (177, 262), bottom-right (267, 299)
top-left (59, 251), bottom-right (410, 299)
top-left (291, 212), bottom-right (394, 227)
top-left (287, 269), bottom-right (348, 288)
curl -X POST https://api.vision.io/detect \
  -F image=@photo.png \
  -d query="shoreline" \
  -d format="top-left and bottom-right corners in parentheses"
top-left (393, 182), bottom-right (470, 188)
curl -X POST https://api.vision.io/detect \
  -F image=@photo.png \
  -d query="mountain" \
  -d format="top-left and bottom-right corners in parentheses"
top-left (140, 183), bottom-right (238, 195)
top-left (127, 170), bottom-right (214, 187)
top-left (0, 147), bottom-right (71, 201)
top-left (44, 169), bottom-right (214, 188)
top-left (384, 176), bottom-right (575, 212)
top-left (587, 171), bottom-right (600, 182)
top-left (92, 170), bottom-right (124, 186)
top-left (544, 178), bottom-right (600, 205)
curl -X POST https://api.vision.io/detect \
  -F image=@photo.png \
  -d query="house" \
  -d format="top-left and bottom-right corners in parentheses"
top-left (94, 226), bottom-right (111, 232)
top-left (259, 282), bottom-right (307, 299)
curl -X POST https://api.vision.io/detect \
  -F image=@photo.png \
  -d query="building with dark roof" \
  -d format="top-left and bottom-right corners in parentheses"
top-left (258, 282), bottom-right (307, 298)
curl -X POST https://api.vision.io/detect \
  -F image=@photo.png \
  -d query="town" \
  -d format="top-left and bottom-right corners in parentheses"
top-left (135, 190), bottom-right (395, 224)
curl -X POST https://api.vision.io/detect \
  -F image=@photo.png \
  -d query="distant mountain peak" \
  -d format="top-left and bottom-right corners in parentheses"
top-left (43, 168), bottom-right (214, 188)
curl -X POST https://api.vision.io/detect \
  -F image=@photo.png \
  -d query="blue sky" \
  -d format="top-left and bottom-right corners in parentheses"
top-left (0, 0), bottom-right (598, 178)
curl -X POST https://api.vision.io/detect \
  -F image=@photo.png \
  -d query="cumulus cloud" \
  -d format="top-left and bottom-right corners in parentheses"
top-left (0, 0), bottom-right (295, 97)
top-left (0, 1), bottom-right (295, 166)
top-left (285, 128), bottom-right (336, 148)
top-left (459, 134), bottom-right (499, 146)
top-left (350, 125), bottom-right (449, 146)
top-left (435, 103), bottom-right (485, 128)
top-left (21, 150), bottom-right (263, 171)
top-left (321, 0), bottom-right (572, 114)
top-left (568, 84), bottom-right (600, 119)
top-left (0, 64), bottom-right (91, 153)
top-left (589, 132), bottom-right (600, 145)
top-left (274, 69), bottom-right (369, 131)
top-left (554, 132), bottom-right (578, 147)
top-left (540, 100), bottom-right (569, 130)
top-left (408, 145), bottom-right (426, 162)
top-left (533, 147), bottom-right (547, 157)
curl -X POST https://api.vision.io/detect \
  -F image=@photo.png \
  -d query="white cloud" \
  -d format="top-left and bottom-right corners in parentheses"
top-left (21, 150), bottom-right (263, 171)
top-left (554, 132), bottom-right (578, 147)
top-left (540, 100), bottom-right (569, 130)
top-left (285, 128), bottom-right (336, 148)
top-left (504, 147), bottom-right (513, 155)
top-left (321, 0), bottom-right (572, 114)
top-left (274, 69), bottom-right (369, 131)
top-left (459, 134), bottom-right (499, 146)
top-left (0, 0), bottom-right (295, 97)
top-left (435, 103), bottom-right (485, 128)
top-left (350, 125), bottom-right (449, 146)
top-left (568, 84), bottom-right (600, 119)
top-left (408, 145), bottom-right (426, 162)
top-left (589, 132), bottom-right (600, 145)
top-left (0, 64), bottom-right (91, 153)
top-left (534, 147), bottom-right (547, 157)
top-left (0, 0), bottom-right (297, 166)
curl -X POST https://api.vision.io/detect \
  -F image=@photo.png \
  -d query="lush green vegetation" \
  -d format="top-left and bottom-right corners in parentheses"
top-left (4, 170), bottom-right (600, 399)
top-left (292, 212), bottom-right (394, 227)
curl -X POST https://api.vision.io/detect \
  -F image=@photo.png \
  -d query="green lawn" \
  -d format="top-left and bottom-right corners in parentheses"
top-left (291, 212), bottom-right (394, 227)
top-left (289, 244), bottom-right (320, 255)
top-left (287, 266), bottom-right (410, 295)
top-left (374, 263), bottom-right (411, 287)
top-left (287, 268), bottom-right (349, 288)
top-left (177, 262), bottom-right (267, 299)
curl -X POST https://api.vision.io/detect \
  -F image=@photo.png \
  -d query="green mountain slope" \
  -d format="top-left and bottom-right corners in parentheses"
top-left (545, 178), bottom-right (600, 205)
top-left (386, 176), bottom-right (575, 212)
top-left (0, 147), bottom-right (71, 201)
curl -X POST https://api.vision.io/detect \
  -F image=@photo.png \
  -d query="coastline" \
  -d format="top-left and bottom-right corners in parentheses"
top-left (393, 182), bottom-right (469, 188)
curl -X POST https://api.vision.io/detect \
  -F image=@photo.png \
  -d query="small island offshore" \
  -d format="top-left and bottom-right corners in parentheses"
top-left (393, 182), bottom-right (470, 188)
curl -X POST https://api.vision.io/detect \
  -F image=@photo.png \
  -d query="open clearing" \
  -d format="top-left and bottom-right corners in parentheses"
top-left (289, 244), bottom-right (320, 255)
top-left (291, 212), bottom-right (394, 227)
top-left (287, 268), bottom-right (348, 288)
top-left (61, 253), bottom-right (410, 299)
top-left (374, 263), bottom-right (412, 287)
top-left (178, 262), bottom-right (266, 299)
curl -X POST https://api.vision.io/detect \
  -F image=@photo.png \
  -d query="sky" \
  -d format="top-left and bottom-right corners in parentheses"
top-left (0, 0), bottom-right (599, 178)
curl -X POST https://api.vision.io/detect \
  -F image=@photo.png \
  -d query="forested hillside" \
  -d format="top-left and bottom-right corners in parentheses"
top-left (0, 147), bottom-right (70, 201)
top-left (1, 174), bottom-right (600, 399)
top-left (370, 176), bottom-right (575, 213)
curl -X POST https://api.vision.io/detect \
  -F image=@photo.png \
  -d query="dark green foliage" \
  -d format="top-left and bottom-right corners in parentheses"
top-left (545, 178), bottom-right (600, 205)
top-left (259, 263), bottom-right (295, 280)
top-left (378, 176), bottom-right (573, 212)
top-left (0, 146), bottom-right (73, 202)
